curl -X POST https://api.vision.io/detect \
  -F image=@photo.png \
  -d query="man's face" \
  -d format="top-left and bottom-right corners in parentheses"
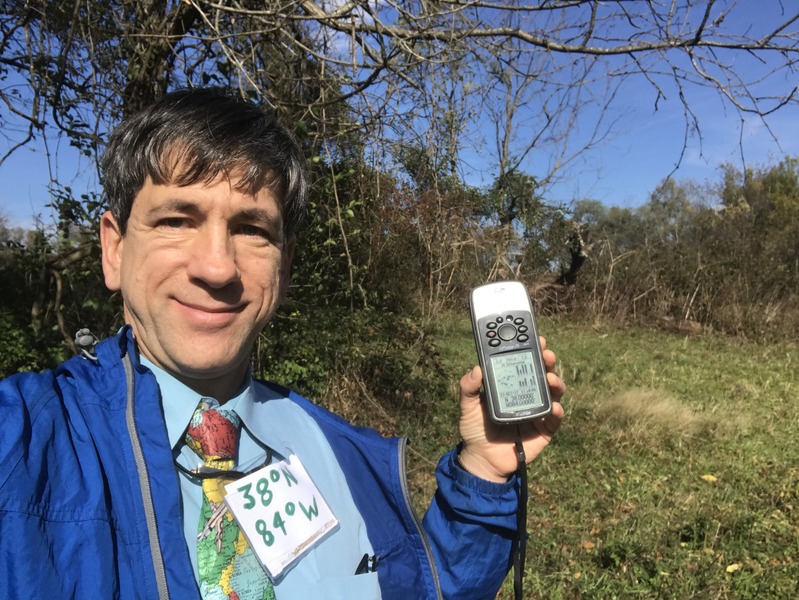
top-left (101, 173), bottom-right (295, 399)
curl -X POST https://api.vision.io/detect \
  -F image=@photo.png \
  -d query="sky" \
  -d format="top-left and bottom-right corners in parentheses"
top-left (490, 0), bottom-right (799, 210)
top-left (3, 86), bottom-right (796, 230)
top-left (546, 81), bottom-right (799, 208)
top-left (2, 2), bottom-right (798, 229)
top-left (0, 136), bottom-right (99, 230)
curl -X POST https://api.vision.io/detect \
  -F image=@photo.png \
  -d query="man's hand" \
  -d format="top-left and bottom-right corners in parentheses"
top-left (457, 337), bottom-right (565, 482)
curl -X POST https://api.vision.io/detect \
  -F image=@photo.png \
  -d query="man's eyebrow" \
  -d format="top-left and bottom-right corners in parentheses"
top-left (146, 199), bottom-right (201, 216)
top-left (235, 208), bottom-right (282, 228)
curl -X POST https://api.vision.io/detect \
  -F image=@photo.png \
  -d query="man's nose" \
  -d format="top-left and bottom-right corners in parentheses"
top-left (186, 225), bottom-right (240, 287)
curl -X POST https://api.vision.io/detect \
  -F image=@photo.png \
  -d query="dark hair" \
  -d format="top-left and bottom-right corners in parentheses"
top-left (101, 88), bottom-right (307, 235)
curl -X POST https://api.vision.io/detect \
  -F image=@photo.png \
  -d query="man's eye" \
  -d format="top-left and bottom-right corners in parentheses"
top-left (238, 225), bottom-right (270, 238)
top-left (159, 218), bottom-right (186, 229)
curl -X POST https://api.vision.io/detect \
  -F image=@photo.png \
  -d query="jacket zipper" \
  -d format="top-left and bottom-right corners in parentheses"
top-left (123, 353), bottom-right (170, 599)
top-left (397, 436), bottom-right (443, 600)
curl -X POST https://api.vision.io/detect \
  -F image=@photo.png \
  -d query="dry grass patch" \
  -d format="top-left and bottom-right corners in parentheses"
top-left (592, 388), bottom-right (744, 447)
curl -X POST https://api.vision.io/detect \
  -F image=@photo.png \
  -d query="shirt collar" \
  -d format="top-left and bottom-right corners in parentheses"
top-left (139, 356), bottom-right (252, 449)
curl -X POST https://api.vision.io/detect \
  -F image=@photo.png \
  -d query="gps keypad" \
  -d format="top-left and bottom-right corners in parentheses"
top-left (482, 312), bottom-right (532, 347)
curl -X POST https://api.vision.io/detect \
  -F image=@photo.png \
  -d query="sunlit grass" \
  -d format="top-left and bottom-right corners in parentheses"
top-left (415, 315), bottom-right (799, 599)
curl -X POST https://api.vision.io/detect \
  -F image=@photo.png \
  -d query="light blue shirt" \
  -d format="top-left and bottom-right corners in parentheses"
top-left (141, 357), bottom-right (381, 599)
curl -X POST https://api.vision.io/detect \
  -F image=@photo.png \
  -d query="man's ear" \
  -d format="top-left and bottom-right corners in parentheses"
top-left (279, 235), bottom-right (297, 302)
top-left (100, 211), bottom-right (124, 291)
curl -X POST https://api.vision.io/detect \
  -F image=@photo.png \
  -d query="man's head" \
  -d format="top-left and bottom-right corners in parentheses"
top-left (101, 88), bottom-right (307, 237)
top-left (100, 89), bottom-right (306, 399)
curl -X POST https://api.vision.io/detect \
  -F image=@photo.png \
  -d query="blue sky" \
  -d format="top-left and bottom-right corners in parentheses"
top-left (0, 128), bottom-right (101, 230)
top-left (4, 86), bottom-right (795, 229)
top-left (546, 81), bottom-right (799, 208)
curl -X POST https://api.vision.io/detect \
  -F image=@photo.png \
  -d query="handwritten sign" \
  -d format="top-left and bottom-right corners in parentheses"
top-left (225, 455), bottom-right (338, 579)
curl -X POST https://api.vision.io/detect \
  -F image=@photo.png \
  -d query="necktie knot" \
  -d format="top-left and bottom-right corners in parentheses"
top-left (185, 399), bottom-right (241, 466)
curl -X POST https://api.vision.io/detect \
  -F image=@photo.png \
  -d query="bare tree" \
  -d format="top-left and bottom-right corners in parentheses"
top-left (3, 1), bottom-right (797, 162)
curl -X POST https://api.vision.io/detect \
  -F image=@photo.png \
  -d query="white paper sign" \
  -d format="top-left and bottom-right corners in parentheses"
top-left (224, 455), bottom-right (339, 580)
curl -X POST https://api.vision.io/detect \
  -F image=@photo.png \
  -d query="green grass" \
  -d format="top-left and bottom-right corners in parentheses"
top-left (411, 315), bottom-right (799, 599)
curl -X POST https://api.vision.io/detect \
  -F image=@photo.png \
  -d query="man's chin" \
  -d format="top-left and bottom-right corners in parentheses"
top-left (177, 359), bottom-right (246, 378)
top-left (166, 355), bottom-right (250, 397)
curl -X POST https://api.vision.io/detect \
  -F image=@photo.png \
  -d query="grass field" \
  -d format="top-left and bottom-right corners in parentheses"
top-left (405, 314), bottom-right (799, 599)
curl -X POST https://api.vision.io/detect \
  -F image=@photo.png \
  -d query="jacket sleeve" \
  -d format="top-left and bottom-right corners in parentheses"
top-left (422, 449), bottom-right (519, 599)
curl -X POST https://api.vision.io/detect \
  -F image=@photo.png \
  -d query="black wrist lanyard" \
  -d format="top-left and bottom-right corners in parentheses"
top-left (513, 430), bottom-right (527, 600)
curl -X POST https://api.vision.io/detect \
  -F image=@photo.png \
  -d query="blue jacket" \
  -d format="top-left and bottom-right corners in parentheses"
top-left (0, 330), bottom-right (520, 599)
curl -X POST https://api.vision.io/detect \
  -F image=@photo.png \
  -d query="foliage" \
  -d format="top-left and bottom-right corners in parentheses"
top-left (253, 301), bottom-right (450, 440)
top-left (566, 160), bottom-right (799, 339)
top-left (0, 233), bottom-right (50, 374)
top-left (0, 187), bottom-right (120, 378)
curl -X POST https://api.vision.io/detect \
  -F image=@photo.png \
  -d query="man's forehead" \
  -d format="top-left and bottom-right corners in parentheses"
top-left (139, 174), bottom-right (281, 210)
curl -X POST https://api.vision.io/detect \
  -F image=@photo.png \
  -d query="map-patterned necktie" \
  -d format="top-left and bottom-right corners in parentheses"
top-left (185, 399), bottom-right (275, 600)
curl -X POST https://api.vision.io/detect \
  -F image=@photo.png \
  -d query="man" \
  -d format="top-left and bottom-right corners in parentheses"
top-left (0, 89), bottom-right (565, 599)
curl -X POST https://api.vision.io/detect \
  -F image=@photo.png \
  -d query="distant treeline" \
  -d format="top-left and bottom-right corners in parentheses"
top-left (1, 158), bottom-right (797, 398)
top-left (565, 160), bottom-right (799, 339)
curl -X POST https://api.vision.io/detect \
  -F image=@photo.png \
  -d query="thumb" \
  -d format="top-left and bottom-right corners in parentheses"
top-left (459, 365), bottom-right (483, 407)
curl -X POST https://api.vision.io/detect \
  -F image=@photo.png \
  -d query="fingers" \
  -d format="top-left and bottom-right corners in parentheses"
top-left (547, 371), bottom-right (566, 402)
top-left (539, 337), bottom-right (557, 373)
top-left (538, 336), bottom-right (565, 401)
top-left (458, 358), bottom-right (565, 472)
top-left (538, 400), bottom-right (564, 436)
top-left (543, 348), bottom-right (557, 371)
